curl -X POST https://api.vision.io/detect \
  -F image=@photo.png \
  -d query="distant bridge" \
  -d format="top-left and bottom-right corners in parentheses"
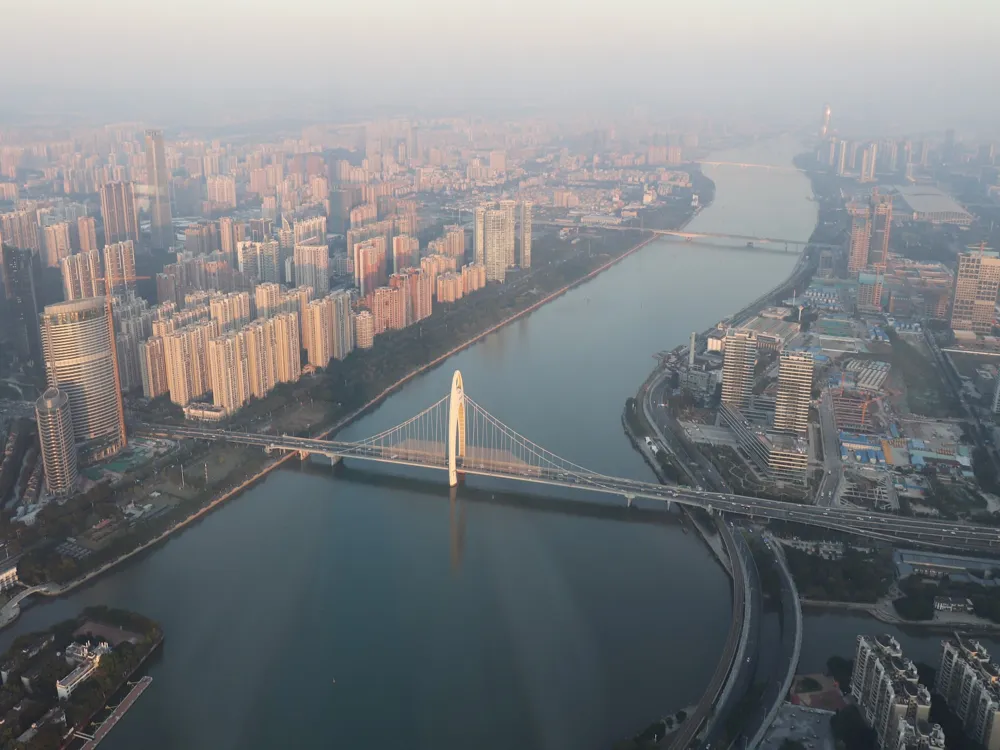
top-left (141, 371), bottom-right (1000, 553)
top-left (692, 160), bottom-right (810, 174)
top-left (535, 221), bottom-right (839, 253)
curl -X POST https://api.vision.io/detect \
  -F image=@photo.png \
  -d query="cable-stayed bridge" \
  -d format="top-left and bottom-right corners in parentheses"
top-left (141, 371), bottom-right (1000, 553)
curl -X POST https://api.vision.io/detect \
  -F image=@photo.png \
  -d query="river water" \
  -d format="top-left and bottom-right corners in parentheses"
top-left (2, 136), bottom-right (945, 750)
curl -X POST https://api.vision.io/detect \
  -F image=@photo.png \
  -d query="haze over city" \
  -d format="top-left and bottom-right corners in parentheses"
top-left (4, 2), bottom-right (1000, 749)
top-left (4, 0), bottom-right (999, 130)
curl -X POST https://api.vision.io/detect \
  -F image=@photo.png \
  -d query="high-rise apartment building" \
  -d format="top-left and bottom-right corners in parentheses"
top-left (145, 130), bottom-right (174, 251)
top-left (870, 191), bottom-right (893, 267)
top-left (103, 240), bottom-right (137, 296)
top-left (861, 142), bottom-right (878, 183)
top-left (951, 249), bottom-right (1000, 334)
top-left (237, 240), bottom-right (280, 283)
top-left (293, 241), bottom-right (330, 295)
top-left (254, 282), bottom-right (283, 320)
top-left (372, 286), bottom-right (407, 334)
top-left (2, 245), bottom-right (43, 371)
top-left (206, 175), bottom-right (237, 209)
top-left (99, 181), bottom-right (140, 245)
top-left (935, 636), bottom-right (1000, 750)
top-left (500, 200), bottom-right (517, 267)
top-left (355, 310), bottom-right (375, 349)
top-left (305, 300), bottom-right (332, 368)
top-left (474, 205), bottom-right (487, 265)
top-left (850, 634), bottom-right (932, 750)
top-left (139, 336), bottom-right (169, 399)
top-left (76, 216), bottom-right (97, 254)
top-left (42, 222), bottom-right (72, 268)
top-left (484, 209), bottom-right (506, 283)
top-left (858, 269), bottom-right (885, 312)
top-left (35, 387), bottom-right (78, 497)
top-left (773, 351), bottom-right (813, 435)
top-left (848, 203), bottom-right (873, 274)
top-left (329, 290), bottom-right (354, 360)
top-left (243, 321), bottom-right (275, 398)
top-left (293, 216), bottom-right (326, 246)
top-left (392, 234), bottom-right (419, 272)
top-left (519, 201), bottom-right (533, 269)
top-left (355, 237), bottom-right (388, 296)
top-left (39, 298), bottom-right (126, 460)
top-left (208, 333), bottom-right (250, 415)
top-left (0, 209), bottom-right (41, 254)
top-left (218, 217), bottom-right (245, 264)
top-left (721, 330), bottom-right (757, 411)
top-left (209, 291), bottom-right (251, 333)
top-left (162, 320), bottom-right (216, 406)
top-left (272, 312), bottom-right (301, 385)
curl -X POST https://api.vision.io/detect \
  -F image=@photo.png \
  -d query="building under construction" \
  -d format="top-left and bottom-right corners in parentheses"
top-left (832, 389), bottom-right (879, 433)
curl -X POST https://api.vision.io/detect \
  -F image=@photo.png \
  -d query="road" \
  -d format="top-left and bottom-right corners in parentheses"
top-left (743, 534), bottom-right (803, 749)
top-left (814, 391), bottom-right (843, 507)
top-left (699, 526), bottom-right (761, 750)
top-left (667, 519), bottom-right (749, 750)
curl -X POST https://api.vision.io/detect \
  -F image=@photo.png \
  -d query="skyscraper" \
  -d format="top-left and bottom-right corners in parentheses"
top-left (860, 143), bottom-right (878, 183)
top-left (519, 201), bottom-right (533, 269)
top-left (773, 351), bottom-right (813, 435)
top-left (103, 240), bottom-right (137, 296)
top-left (951, 248), bottom-right (1000, 334)
top-left (35, 387), bottom-right (78, 497)
top-left (2, 245), bottom-right (43, 371)
top-left (99, 181), bottom-right (139, 245)
top-left (145, 129), bottom-right (174, 251)
top-left (39, 298), bottom-right (126, 460)
top-left (721, 330), bottom-right (757, 411)
top-left (139, 336), bottom-right (169, 399)
top-left (484, 209), bottom-right (506, 283)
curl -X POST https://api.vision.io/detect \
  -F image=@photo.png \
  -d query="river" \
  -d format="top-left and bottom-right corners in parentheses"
top-left (2, 136), bottom-right (947, 750)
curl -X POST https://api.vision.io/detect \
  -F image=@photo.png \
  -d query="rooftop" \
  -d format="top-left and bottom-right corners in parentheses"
top-left (893, 185), bottom-right (972, 221)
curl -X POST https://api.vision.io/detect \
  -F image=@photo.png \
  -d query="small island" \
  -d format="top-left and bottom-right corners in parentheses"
top-left (0, 606), bottom-right (162, 749)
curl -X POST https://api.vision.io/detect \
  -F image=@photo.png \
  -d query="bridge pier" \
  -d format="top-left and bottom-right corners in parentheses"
top-left (298, 450), bottom-right (310, 462)
top-left (625, 493), bottom-right (634, 508)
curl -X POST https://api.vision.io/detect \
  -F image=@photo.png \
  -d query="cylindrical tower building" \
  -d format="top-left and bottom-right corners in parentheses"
top-left (35, 387), bottom-right (78, 497)
top-left (39, 298), bottom-right (126, 461)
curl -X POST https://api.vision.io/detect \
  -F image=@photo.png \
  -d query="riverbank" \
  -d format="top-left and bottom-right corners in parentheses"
top-left (801, 597), bottom-right (1000, 633)
top-left (17, 216), bottom-right (670, 610)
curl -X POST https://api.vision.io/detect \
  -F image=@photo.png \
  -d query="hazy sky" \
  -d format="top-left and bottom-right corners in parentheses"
top-left (4, 0), bottom-right (999, 131)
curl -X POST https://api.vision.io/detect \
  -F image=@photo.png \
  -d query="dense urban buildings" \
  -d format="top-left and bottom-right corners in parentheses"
top-left (39, 298), bottom-right (126, 460)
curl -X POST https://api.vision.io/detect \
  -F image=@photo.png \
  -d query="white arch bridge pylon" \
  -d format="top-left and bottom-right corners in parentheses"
top-left (352, 369), bottom-right (619, 490)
